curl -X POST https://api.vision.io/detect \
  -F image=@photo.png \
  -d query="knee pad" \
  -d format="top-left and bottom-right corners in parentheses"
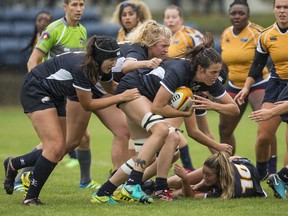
top-left (141, 112), bottom-right (165, 132)
top-left (132, 138), bottom-right (147, 153)
top-left (120, 158), bottom-right (135, 175)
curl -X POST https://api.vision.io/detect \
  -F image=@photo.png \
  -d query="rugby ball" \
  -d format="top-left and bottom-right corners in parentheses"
top-left (170, 86), bottom-right (193, 111)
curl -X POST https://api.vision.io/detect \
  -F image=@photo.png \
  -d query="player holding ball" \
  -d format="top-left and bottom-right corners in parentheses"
top-left (91, 32), bottom-right (239, 204)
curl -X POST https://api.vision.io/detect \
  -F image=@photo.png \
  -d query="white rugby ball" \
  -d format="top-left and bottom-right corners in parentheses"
top-left (170, 86), bottom-right (193, 111)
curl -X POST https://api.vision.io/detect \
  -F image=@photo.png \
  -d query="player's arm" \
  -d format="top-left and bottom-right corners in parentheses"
top-left (27, 48), bottom-right (46, 72)
top-left (249, 101), bottom-right (288, 121)
top-left (121, 58), bottom-right (162, 74)
top-left (151, 86), bottom-right (193, 118)
top-left (76, 88), bottom-right (139, 111)
top-left (192, 93), bottom-right (239, 116)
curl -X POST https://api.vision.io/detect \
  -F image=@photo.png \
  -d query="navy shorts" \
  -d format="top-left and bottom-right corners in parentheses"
top-left (116, 73), bottom-right (154, 102)
top-left (226, 80), bottom-right (267, 95)
top-left (264, 78), bottom-right (288, 122)
top-left (20, 73), bottom-right (66, 116)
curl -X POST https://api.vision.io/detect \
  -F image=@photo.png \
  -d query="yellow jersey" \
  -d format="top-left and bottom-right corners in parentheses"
top-left (221, 22), bottom-right (269, 88)
top-left (168, 25), bottom-right (203, 58)
top-left (257, 22), bottom-right (288, 79)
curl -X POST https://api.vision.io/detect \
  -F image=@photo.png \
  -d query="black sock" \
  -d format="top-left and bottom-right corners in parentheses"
top-left (97, 180), bottom-right (117, 196)
top-left (277, 167), bottom-right (288, 183)
top-left (267, 155), bottom-right (277, 174)
top-left (15, 147), bottom-right (39, 183)
top-left (256, 161), bottom-right (268, 180)
top-left (127, 170), bottom-right (143, 185)
top-left (26, 155), bottom-right (57, 199)
top-left (154, 177), bottom-right (168, 191)
top-left (179, 145), bottom-right (194, 171)
top-left (76, 149), bottom-right (91, 184)
top-left (11, 149), bottom-right (43, 170)
top-left (68, 150), bottom-right (77, 159)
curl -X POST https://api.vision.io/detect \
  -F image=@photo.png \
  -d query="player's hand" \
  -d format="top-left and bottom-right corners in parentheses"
top-left (120, 88), bottom-right (140, 102)
top-left (249, 109), bottom-right (274, 122)
top-left (234, 88), bottom-right (249, 105)
top-left (147, 58), bottom-right (162, 69)
top-left (191, 94), bottom-right (214, 110)
top-left (217, 143), bottom-right (233, 155)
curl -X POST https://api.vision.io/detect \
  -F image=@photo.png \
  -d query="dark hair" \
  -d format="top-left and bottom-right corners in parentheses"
top-left (83, 35), bottom-right (120, 84)
top-left (229, 0), bottom-right (250, 14)
top-left (23, 11), bottom-right (52, 51)
top-left (119, 2), bottom-right (140, 24)
top-left (184, 32), bottom-right (221, 72)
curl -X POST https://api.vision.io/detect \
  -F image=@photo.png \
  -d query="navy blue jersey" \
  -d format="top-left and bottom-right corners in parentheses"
top-left (116, 58), bottom-right (225, 101)
top-left (112, 43), bottom-right (148, 83)
top-left (206, 158), bottom-right (266, 198)
top-left (124, 43), bottom-right (148, 61)
top-left (30, 52), bottom-right (112, 98)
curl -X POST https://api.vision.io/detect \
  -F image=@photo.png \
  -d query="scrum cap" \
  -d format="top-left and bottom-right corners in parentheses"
top-left (93, 36), bottom-right (120, 65)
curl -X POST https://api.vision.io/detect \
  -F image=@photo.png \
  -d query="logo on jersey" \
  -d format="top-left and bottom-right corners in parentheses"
top-left (79, 38), bottom-right (85, 45)
top-left (64, 47), bottom-right (70, 52)
top-left (42, 32), bottom-right (50, 39)
top-left (270, 36), bottom-right (277, 41)
top-left (226, 38), bottom-right (230, 43)
top-left (240, 38), bottom-right (248, 42)
top-left (41, 96), bottom-right (51, 103)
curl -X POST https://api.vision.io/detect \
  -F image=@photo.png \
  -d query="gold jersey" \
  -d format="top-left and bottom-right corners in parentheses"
top-left (168, 25), bottom-right (203, 58)
top-left (221, 22), bottom-right (269, 87)
top-left (257, 22), bottom-right (288, 79)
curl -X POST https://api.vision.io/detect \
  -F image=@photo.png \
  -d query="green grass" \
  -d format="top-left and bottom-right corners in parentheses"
top-left (0, 106), bottom-right (286, 215)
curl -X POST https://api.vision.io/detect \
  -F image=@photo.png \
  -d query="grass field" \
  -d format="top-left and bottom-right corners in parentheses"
top-left (0, 106), bottom-right (287, 215)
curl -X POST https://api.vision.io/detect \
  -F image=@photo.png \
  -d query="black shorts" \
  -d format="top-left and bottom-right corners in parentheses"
top-left (264, 78), bottom-right (288, 122)
top-left (20, 73), bottom-right (66, 116)
top-left (116, 73), bottom-right (154, 102)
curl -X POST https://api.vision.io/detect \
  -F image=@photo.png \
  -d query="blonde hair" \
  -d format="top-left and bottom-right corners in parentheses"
top-left (204, 152), bottom-right (234, 199)
top-left (126, 20), bottom-right (172, 47)
top-left (112, 0), bottom-right (152, 25)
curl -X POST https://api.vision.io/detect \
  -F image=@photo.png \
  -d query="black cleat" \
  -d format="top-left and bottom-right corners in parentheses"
top-left (22, 198), bottom-right (44, 206)
top-left (3, 157), bottom-right (18, 195)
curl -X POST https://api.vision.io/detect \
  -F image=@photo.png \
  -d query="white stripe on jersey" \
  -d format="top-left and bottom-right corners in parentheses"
top-left (147, 67), bottom-right (165, 79)
top-left (46, 68), bottom-right (73, 80)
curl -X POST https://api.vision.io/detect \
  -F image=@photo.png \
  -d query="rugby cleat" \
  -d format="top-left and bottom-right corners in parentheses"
top-left (14, 182), bottom-right (25, 192)
top-left (121, 183), bottom-right (153, 204)
top-left (3, 157), bottom-right (18, 195)
top-left (65, 158), bottom-right (79, 168)
top-left (21, 171), bottom-right (31, 197)
top-left (22, 198), bottom-right (44, 206)
top-left (267, 174), bottom-right (286, 199)
top-left (112, 190), bottom-right (135, 202)
top-left (91, 193), bottom-right (118, 204)
top-left (79, 180), bottom-right (101, 190)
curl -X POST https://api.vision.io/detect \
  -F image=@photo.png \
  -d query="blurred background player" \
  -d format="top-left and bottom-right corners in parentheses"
top-left (112, 0), bottom-right (152, 42)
